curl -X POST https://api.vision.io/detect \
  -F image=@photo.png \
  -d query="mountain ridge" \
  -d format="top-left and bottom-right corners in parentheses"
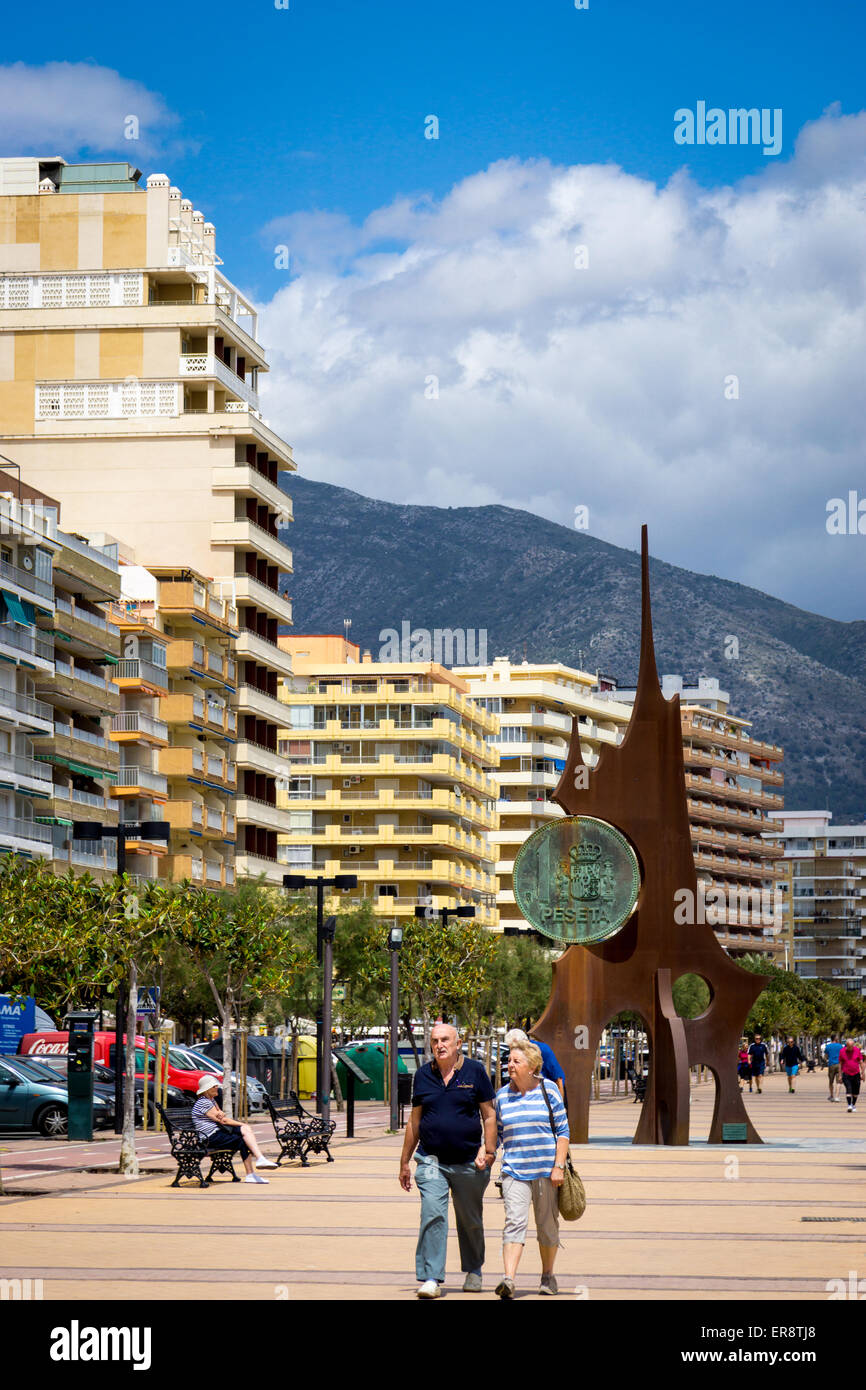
top-left (278, 473), bottom-right (866, 818)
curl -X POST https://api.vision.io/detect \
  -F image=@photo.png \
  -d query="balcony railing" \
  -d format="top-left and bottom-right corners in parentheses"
top-left (115, 658), bottom-right (169, 688)
top-left (0, 815), bottom-right (53, 845)
top-left (0, 749), bottom-right (53, 784)
top-left (54, 658), bottom-right (114, 692)
top-left (179, 354), bottom-right (260, 411)
top-left (0, 623), bottom-right (54, 663)
top-left (0, 688), bottom-right (53, 723)
top-left (36, 380), bottom-right (180, 421)
top-left (114, 766), bottom-right (169, 794)
top-left (54, 595), bottom-right (120, 636)
top-left (111, 712), bottom-right (169, 740)
top-left (0, 555), bottom-right (54, 601)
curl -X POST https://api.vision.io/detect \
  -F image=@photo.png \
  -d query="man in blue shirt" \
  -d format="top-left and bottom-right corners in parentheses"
top-left (399, 1023), bottom-right (496, 1299)
top-left (825, 1035), bottom-right (843, 1102)
top-left (748, 1034), bottom-right (769, 1093)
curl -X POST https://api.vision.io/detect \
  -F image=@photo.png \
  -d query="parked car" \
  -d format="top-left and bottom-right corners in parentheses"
top-left (26, 1055), bottom-right (188, 1125)
top-left (18, 1032), bottom-right (213, 1101)
top-left (169, 1045), bottom-right (267, 1112)
top-left (0, 1056), bottom-right (113, 1136)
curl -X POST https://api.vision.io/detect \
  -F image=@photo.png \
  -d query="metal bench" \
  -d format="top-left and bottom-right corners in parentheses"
top-left (155, 1102), bottom-right (241, 1188)
top-left (265, 1092), bottom-right (336, 1165)
top-left (626, 1065), bottom-right (647, 1103)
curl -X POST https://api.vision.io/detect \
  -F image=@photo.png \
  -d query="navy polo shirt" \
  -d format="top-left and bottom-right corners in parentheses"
top-left (412, 1057), bottom-right (495, 1164)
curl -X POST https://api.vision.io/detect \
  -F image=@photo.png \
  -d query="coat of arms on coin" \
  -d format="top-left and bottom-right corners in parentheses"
top-left (513, 815), bottom-right (641, 944)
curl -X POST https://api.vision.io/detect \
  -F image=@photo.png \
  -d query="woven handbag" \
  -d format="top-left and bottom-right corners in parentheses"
top-left (540, 1079), bottom-right (586, 1221)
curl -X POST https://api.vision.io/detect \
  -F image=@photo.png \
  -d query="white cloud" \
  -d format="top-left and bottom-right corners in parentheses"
top-left (0, 62), bottom-right (180, 158)
top-left (260, 107), bottom-right (866, 619)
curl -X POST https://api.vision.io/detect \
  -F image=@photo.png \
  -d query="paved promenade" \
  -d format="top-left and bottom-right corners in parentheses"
top-left (1, 1070), bottom-right (863, 1301)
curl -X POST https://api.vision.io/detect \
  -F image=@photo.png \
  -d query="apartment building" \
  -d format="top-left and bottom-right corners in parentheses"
top-left (0, 156), bottom-right (295, 884)
top-left (110, 565), bottom-right (238, 889)
top-left (276, 637), bottom-right (500, 928)
top-left (456, 657), bottom-right (632, 933)
top-left (767, 811), bottom-right (866, 995)
top-left (0, 471), bottom-right (123, 877)
top-left (598, 675), bottom-right (785, 959)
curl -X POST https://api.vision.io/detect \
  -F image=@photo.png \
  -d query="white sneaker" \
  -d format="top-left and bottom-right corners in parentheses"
top-left (416, 1279), bottom-right (441, 1299)
top-left (245, 1173), bottom-right (269, 1184)
top-left (255, 1157), bottom-right (278, 1169)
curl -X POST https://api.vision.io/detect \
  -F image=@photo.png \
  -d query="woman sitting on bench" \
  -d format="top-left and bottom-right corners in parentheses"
top-left (192, 1076), bottom-right (277, 1185)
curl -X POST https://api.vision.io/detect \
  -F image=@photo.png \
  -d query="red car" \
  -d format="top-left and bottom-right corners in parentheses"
top-left (18, 1032), bottom-right (211, 1100)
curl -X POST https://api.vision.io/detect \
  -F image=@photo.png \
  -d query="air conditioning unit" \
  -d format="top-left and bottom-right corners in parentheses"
top-left (348, 845), bottom-right (360, 855)
top-left (341, 744), bottom-right (353, 753)
top-left (342, 815), bottom-right (351, 824)
top-left (342, 779), bottom-right (353, 788)
top-left (351, 776), bottom-right (361, 783)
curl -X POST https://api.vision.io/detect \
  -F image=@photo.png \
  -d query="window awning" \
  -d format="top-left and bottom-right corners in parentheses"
top-left (2, 589), bottom-right (31, 626)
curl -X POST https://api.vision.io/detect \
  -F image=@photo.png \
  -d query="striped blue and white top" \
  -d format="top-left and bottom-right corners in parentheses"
top-left (495, 1079), bottom-right (569, 1181)
top-left (191, 1096), bottom-right (220, 1139)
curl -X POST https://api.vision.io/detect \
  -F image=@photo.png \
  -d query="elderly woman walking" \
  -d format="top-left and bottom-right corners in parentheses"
top-left (494, 1039), bottom-right (570, 1298)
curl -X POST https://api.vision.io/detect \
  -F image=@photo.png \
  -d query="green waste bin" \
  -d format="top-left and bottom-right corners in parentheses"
top-left (335, 1044), bottom-right (407, 1102)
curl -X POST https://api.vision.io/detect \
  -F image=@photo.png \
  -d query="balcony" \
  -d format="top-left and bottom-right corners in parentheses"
top-left (157, 581), bottom-right (237, 634)
top-left (234, 740), bottom-right (286, 778)
top-left (212, 464), bottom-right (292, 514)
top-left (235, 628), bottom-right (294, 675)
top-left (0, 748), bottom-right (54, 795)
top-left (111, 765), bottom-right (169, 798)
top-left (0, 686), bottom-right (54, 732)
top-left (0, 555), bottom-right (54, 604)
top-left (109, 712), bottom-right (170, 746)
top-left (231, 574), bottom-right (293, 625)
top-left (161, 853), bottom-right (204, 884)
top-left (113, 658), bottom-right (170, 694)
top-left (164, 800), bottom-right (205, 832)
top-left (0, 815), bottom-right (54, 854)
top-left (212, 518), bottom-right (291, 570)
top-left (235, 798), bottom-right (284, 833)
top-left (235, 683), bottom-right (286, 726)
top-left (35, 379), bottom-right (181, 421)
top-left (53, 595), bottom-right (121, 655)
top-left (0, 623), bottom-right (54, 669)
top-left (48, 659), bottom-right (121, 714)
top-left (179, 354), bottom-right (260, 412)
top-left (234, 852), bottom-right (284, 885)
top-left (159, 747), bottom-right (205, 780)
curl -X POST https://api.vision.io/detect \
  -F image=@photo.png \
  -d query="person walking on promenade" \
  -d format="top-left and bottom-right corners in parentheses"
top-left (399, 1022), bottom-right (496, 1298)
top-left (748, 1034), bottom-right (769, 1094)
top-left (825, 1035), bottom-right (843, 1102)
top-left (505, 1027), bottom-right (566, 1104)
top-left (839, 1039), bottom-right (865, 1113)
top-left (779, 1037), bottom-right (804, 1093)
top-left (494, 1039), bottom-right (570, 1300)
top-left (737, 1040), bottom-right (752, 1092)
top-left (191, 1077), bottom-right (277, 1184)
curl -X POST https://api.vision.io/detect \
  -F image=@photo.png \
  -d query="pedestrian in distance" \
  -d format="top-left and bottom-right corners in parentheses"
top-left (839, 1039), bottom-right (865, 1113)
top-left (748, 1033), bottom-right (769, 1093)
top-left (824, 1035), bottom-right (843, 1102)
top-left (505, 1027), bottom-right (566, 1104)
top-left (493, 1039), bottom-right (570, 1299)
top-left (779, 1037), bottom-right (803, 1093)
top-left (191, 1076), bottom-right (277, 1183)
top-left (399, 1022), bottom-right (496, 1298)
top-left (737, 1039), bottom-right (752, 1092)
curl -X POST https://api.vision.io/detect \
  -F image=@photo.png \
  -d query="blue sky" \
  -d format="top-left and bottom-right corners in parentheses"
top-left (2, 1), bottom-right (865, 618)
top-left (6, 0), bottom-right (864, 295)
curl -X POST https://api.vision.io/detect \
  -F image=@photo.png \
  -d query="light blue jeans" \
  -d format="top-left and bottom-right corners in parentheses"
top-left (414, 1154), bottom-right (490, 1282)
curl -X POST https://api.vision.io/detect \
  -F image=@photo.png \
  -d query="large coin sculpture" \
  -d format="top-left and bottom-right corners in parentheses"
top-left (513, 815), bottom-right (641, 945)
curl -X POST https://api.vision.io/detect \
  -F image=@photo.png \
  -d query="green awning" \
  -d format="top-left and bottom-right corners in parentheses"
top-left (102, 654), bottom-right (119, 665)
top-left (2, 589), bottom-right (30, 626)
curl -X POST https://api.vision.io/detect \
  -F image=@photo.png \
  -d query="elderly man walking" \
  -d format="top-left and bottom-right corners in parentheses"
top-left (399, 1022), bottom-right (496, 1298)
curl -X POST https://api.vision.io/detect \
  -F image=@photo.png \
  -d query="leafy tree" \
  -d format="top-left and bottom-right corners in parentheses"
top-left (672, 973), bottom-right (712, 1020)
top-left (172, 878), bottom-right (309, 1116)
top-left (360, 917), bottom-right (497, 1056)
top-left (471, 934), bottom-right (554, 1032)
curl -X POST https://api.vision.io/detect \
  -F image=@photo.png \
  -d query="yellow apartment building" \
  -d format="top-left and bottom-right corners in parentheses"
top-left (276, 636), bottom-right (501, 928)
top-left (456, 657), bottom-right (632, 933)
top-left (111, 565), bottom-right (239, 889)
top-left (0, 156), bottom-right (295, 883)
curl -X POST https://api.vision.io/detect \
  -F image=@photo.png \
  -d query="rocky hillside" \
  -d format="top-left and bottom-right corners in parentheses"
top-left (278, 474), bottom-right (866, 819)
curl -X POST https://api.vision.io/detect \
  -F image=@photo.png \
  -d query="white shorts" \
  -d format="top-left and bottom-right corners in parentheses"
top-left (501, 1173), bottom-right (562, 1247)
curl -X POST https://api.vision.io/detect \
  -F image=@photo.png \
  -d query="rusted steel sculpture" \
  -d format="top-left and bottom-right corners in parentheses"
top-left (532, 527), bottom-right (767, 1144)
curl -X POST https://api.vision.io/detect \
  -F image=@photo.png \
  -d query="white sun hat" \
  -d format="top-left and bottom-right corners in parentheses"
top-left (196, 1074), bottom-right (222, 1096)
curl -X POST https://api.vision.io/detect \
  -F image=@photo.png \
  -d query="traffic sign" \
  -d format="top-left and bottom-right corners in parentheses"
top-left (135, 986), bottom-right (160, 1019)
top-left (333, 986), bottom-right (346, 1001)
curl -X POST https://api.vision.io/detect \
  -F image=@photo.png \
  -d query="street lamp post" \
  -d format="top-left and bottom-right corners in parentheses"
top-left (72, 818), bottom-right (170, 1134)
top-left (387, 926), bottom-right (403, 1131)
top-left (414, 904), bottom-right (476, 927)
top-left (283, 872), bottom-right (357, 1124)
